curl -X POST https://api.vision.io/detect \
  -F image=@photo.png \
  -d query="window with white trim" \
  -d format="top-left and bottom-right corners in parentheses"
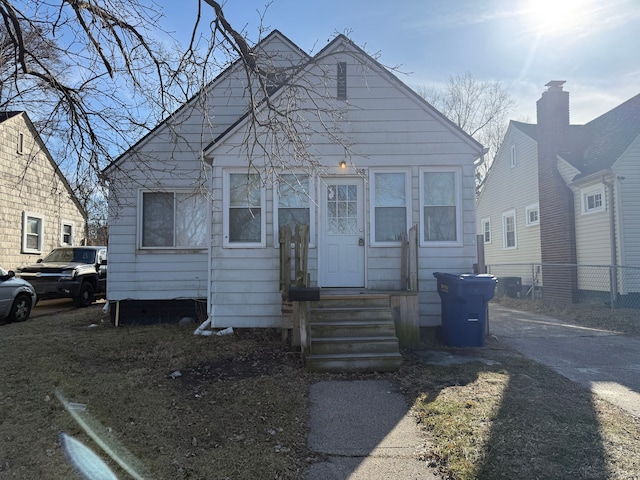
top-left (581, 185), bottom-right (605, 214)
top-left (224, 171), bottom-right (265, 247)
top-left (371, 170), bottom-right (409, 244)
top-left (22, 211), bottom-right (44, 254)
top-left (61, 221), bottom-right (74, 246)
top-left (525, 203), bottom-right (539, 226)
top-left (510, 144), bottom-right (517, 168)
top-left (275, 173), bottom-right (313, 243)
top-left (481, 218), bottom-right (491, 244)
top-left (502, 210), bottom-right (516, 249)
top-left (420, 167), bottom-right (461, 244)
top-left (140, 191), bottom-right (208, 248)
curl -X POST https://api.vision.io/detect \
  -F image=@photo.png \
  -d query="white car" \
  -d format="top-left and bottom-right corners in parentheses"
top-left (0, 266), bottom-right (37, 322)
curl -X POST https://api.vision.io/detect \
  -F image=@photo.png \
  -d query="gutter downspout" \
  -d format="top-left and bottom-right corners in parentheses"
top-left (602, 175), bottom-right (617, 307)
top-left (195, 161), bottom-right (214, 336)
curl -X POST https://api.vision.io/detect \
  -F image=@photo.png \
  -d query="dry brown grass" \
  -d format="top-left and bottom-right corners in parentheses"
top-left (493, 296), bottom-right (640, 336)
top-left (1, 303), bottom-right (639, 479)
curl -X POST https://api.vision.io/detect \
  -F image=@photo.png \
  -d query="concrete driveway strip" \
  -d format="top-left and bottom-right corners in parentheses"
top-left (490, 305), bottom-right (640, 417)
top-left (306, 380), bottom-right (439, 480)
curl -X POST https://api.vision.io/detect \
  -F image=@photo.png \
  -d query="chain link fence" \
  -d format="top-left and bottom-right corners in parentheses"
top-left (486, 263), bottom-right (640, 310)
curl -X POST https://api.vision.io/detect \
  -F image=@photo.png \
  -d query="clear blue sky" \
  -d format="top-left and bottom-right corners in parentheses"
top-left (159, 0), bottom-right (640, 124)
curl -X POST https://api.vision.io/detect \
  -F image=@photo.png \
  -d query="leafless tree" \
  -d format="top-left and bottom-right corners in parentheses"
top-left (0, 0), bottom-right (381, 223)
top-left (417, 72), bottom-right (515, 194)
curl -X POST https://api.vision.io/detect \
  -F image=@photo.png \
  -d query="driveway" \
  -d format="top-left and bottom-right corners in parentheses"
top-left (489, 304), bottom-right (640, 418)
top-left (32, 298), bottom-right (106, 318)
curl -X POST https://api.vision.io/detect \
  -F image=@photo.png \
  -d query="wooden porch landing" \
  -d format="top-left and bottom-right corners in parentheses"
top-left (283, 288), bottom-right (420, 372)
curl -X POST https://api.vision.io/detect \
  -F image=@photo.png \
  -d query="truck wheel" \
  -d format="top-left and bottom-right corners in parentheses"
top-left (74, 282), bottom-right (95, 307)
top-left (9, 294), bottom-right (32, 322)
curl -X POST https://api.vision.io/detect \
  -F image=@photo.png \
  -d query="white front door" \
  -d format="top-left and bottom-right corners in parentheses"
top-left (320, 177), bottom-right (365, 287)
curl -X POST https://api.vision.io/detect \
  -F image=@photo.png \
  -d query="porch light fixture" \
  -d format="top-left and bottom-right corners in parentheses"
top-left (340, 160), bottom-right (347, 169)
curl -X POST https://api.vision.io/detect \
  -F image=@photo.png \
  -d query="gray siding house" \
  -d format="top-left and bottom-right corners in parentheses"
top-left (104, 31), bottom-right (485, 328)
top-left (477, 82), bottom-right (640, 305)
top-left (0, 112), bottom-right (86, 271)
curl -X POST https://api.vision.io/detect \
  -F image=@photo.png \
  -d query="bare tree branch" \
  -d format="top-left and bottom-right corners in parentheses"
top-left (417, 72), bottom-right (515, 194)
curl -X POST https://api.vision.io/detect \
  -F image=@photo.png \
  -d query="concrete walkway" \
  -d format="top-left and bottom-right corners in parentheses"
top-left (304, 305), bottom-right (640, 479)
top-left (305, 380), bottom-right (439, 479)
top-left (489, 304), bottom-right (640, 418)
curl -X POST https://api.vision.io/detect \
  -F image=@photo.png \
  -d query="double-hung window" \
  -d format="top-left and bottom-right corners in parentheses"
top-left (61, 221), bottom-right (74, 246)
top-left (22, 211), bottom-right (44, 254)
top-left (141, 191), bottom-right (208, 248)
top-left (420, 167), bottom-right (461, 245)
top-left (502, 209), bottom-right (517, 249)
top-left (371, 170), bottom-right (409, 244)
top-left (481, 218), bottom-right (491, 244)
top-left (276, 173), bottom-right (313, 243)
top-left (224, 172), bottom-right (265, 247)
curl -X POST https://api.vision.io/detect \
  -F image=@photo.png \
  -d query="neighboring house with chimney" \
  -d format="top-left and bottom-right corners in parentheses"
top-left (477, 81), bottom-right (640, 306)
top-left (0, 111), bottom-right (87, 271)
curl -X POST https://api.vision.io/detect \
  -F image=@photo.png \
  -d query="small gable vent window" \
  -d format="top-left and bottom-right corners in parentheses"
top-left (265, 70), bottom-right (287, 94)
top-left (337, 62), bottom-right (347, 99)
top-left (510, 144), bottom-right (517, 168)
top-left (17, 132), bottom-right (24, 154)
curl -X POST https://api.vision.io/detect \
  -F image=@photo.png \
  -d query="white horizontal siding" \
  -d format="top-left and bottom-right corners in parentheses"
top-left (614, 135), bottom-right (640, 268)
top-left (477, 125), bottom-right (541, 268)
top-left (108, 34), bottom-right (483, 328)
top-left (573, 180), bottom-right (612, 269)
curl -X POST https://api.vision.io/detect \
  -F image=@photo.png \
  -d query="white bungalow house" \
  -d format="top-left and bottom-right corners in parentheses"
top-left (477, 82), bottom-right (640, 306)
top-left (104, 31), bottom-right (485, 336)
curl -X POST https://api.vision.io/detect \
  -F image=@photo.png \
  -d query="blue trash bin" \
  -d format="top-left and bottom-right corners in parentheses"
top-left (433, 272), bottom-right (497, 347)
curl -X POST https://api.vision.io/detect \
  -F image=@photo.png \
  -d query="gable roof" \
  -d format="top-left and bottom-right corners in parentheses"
top-left (103, 30), bottom-right (308, 175)
top-left (511, 120), bottom-right (537, 141)
top-left (580, 93), bottom-right (640, 176)
top-left (511, 93), bottom-right (640, 179)
top-left (0, 111), bottom-right (21, 122)
top-left (204, 32), bottom-right (484, 156)
top-left (2, 111), bottom-right (87, 219)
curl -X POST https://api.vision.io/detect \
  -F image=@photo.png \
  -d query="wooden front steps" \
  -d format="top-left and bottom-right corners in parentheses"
top-left (304, 293), bottom-right (403, 372)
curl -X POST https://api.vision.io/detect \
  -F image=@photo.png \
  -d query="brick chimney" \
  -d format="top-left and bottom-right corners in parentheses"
top-left (536, 81), bottom-right (577, 306)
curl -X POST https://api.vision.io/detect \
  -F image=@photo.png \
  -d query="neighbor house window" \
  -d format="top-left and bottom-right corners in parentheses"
top-left (371, 170), bottom-right (409, 244)
top-left (481, 218), bottom-right (491, 244)
top-left (510, 144), bottom-right (517, 168)
top-left (420, 167), bottom-right (461, 245)
top-left (224, 171), bottom-right (265, 247)
top-left (61, 221), bottom-right (74, 246)
top-left (141, 191), bottom-right (208, 248)
top-left (337, 62), bottom-right (347, 99)
top-left (581, 185), bottom-right (605, 214)
top-left (275, 173), bottom-right (313, 243)
top-left (525, 203), bottom-right (539, 226)
top-left (22, 211), bottom-right (44, 254)
top-left (502, 209), bottom-right (516, 249)
top-left (17, 132), bottom-right (24, 154)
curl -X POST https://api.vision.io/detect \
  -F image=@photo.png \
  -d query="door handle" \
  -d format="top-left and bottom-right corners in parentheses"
top-left (358, 238), bottom-right (365, 246)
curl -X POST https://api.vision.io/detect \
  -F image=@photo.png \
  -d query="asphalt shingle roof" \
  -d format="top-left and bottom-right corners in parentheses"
top-left (511, 93), bottom-right (640, 178)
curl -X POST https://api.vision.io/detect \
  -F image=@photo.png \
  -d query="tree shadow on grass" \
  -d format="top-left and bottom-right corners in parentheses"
top-left (477, 360), bottom-right (610, 479)
top-left (404, 347), bottom-right (611, 480)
